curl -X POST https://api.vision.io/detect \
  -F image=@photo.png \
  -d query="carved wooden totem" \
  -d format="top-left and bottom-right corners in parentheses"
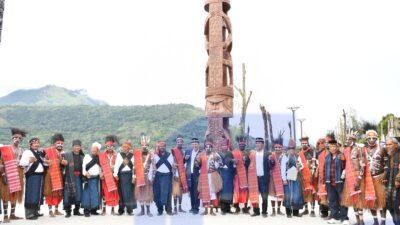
top-left (204, 0), bottom-right (233, 148)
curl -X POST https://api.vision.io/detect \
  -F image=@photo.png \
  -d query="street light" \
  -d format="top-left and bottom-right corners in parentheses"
top-left (287, 106), bottom-right (300, 145)
top-left (298, 118), bottom-right (305, 139)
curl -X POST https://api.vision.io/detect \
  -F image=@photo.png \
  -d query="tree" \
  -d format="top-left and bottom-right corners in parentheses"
top-left (234, 63), bottom-right (252, 136)
top-left (0, 0), bottom-right (4, 43)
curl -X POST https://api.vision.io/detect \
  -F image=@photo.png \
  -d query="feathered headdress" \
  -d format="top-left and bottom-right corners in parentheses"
top-left (10, 127), bottom-right (27, 137)
top-left (51, 133), bottom-right (64, 144)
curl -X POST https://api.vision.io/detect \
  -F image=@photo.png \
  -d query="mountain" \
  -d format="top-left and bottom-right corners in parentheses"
top-left (0, 104), bottom-right (207, 151)
top-left (0, 85), bottom-right (107, 106)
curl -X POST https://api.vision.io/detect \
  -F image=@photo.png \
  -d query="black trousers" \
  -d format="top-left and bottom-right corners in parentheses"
top-left (389, 208), bottom-right (400, 225)
top-left (327, 183), bottom-right (348, 221)
top-left (189, 174), bottom-right (200, 212)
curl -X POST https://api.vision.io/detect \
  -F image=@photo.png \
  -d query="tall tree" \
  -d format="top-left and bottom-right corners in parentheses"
top-left (260, 104), bottom-right (269, 150)
top-left (235, 63), bottom-right (252, 135)
top-left (0, 0), bottom-right (4, 43)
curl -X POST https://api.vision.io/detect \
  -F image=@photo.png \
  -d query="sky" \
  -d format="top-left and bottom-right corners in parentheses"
top-left (0, 0), bottom-right (399, 141)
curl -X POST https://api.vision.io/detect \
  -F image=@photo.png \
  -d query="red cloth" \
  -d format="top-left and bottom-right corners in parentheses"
top-left (232, 149), bottom-right (248, 188)
top-left (233, 175), bottom-right (248, 204)
top-left (317, 149), bottom-right (328, 199)
top-left (99, 152), bottom-right (119, 206)
top-left (299, 149), bottom-right (314, 194)
top-left (362, 147), bottom-right (377, 208)
top-left (247, 151), bottom-right (259, 204)
top-left (172, 147), bottom-right (189, 193)
top-left (45, 196), bottom-right (62, 206)
top-left (343, 147), bottom-right (362, 204)
top-left (0, 145), bottom-right (22, 193)
top-left (133, 149), bottom-right (145, 187)
top-left (44, 147), bottom-right (63, 191)
top-left (271, 152), bottom-right (284, 197)
top-left (198, 152), bottom-right (211, 205)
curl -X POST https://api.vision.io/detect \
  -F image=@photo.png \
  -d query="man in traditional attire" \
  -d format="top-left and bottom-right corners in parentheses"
top-left (62, 139), bottom-right (84, 218)
top-left (342, 132), bottom-right (376, 225)
top-left (281, 139), bottom-right (304, 218)
top-left (218, 138), bottom-right (235, 215)
top-left (113, 140), bottom-right (136, 215)
top-left (324, 139), bottom-right (348, 224)
top-left (44, 133), bottom-right (65, 217)
top-left (152, 140), bottom-right (174, 215)
top-left (196, 140), bottom-right (223, 216)
top-left (99, 135), bottom-right (119, 215)
top-left (298, 136), bottom-right (317, 216)
top-left (0, 128), bottom-right (26, 222)
top-left (171, 135), bottom-right (188, 214)
top-left (82, 142), bottom-right (102, 217)
top-left (232, 135), bottom-right (250, 214)
top-left (269, 138), bottom-right (285, 216)
top-left (134, 136), bottom-right (154, 217)
top-left (184, 138), bottom-right (201, 214)
top-left (385, 137), bottom-right (400, 225)
top-left (365, 130), bottom-right (388, 225)
top-left (20, 137), bottom-right (48, 220)
top-left (247, 137), bottom-right (273, 217)
top-left (315, 134), bottom-right (333, 219)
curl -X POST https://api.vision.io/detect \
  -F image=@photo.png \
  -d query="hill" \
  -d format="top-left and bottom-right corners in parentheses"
top-left (0, 85), bottom-right (107, 106)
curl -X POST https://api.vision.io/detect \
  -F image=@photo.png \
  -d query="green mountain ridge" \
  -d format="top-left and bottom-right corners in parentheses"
top-left (0, 104), bottom-right (208, 151)
top-left (0, 85), bottom-right (107, 106)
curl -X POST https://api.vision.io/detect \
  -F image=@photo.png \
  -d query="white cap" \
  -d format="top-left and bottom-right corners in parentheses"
top-left (92, 142), bottom-right (102, 150)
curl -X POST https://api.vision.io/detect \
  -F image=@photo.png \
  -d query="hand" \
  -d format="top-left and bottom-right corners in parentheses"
top-left (61, 159), bottom-right (68, 166)
top-left (45, 159), bottom-right (52, 166)
top-left (396, 181), bottom-right (400, 188)
top-left (123, 158), bottom-right (129, 165)
top-left (383, 179), bottom-right (388, 185)
top-left (114, 176), bottom-right (119, 181)
top-left (132, 176), bottom-right (136, 184)
top-left (85, 172), bottom-right (90, 178)
top-left (29, 157), bottom-right (37, 163)
top-left (268, 155), bottom-right (273, 160)
top-left (185, 155), bottom-right (190, 160)
top-left (283, 180), bottom-right (288, 185)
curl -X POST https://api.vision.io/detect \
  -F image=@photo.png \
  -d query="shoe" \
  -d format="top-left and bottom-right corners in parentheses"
top-left (49, 211), bottom-right (55, 217)
top-left (9, 214), bottom-right (23, 220)
top-left (201, 208), bottom-right (209, 216)
top-left (65, 212), bottom-right (71, 218)
top-left (73, 210), bottom-right (83, 216)
top-left (262, 212), bottom-right (268, 218)
top-left (91, 210), bottom-right (100, 215)
top-left (35, 212), bottom-right (44, 217)
top-left (157, 212), bottom-right (163, 216)
top-left (178, 206), bottom-right (186, 213)
top-left (379, 221), bottom-right (386, 225)
top-left (26, 216), bottom-right (38, 220)
top-left (251, 208), bottom-right (260, 217)
top-left (55, 210), bottom-right (64, 216)
top-left (277, 209), bottom-right (285, 216)
top-left (310, 211), bottom-right (316, 217)
top-left (328, 219), bottom-right (341, 224)
top-left (301, 209), bottom-right (309, 216)
top-left (210, 208), bottom-right (216, 216)
top-left (271, 209), bottom-right (276, 217)
top-left (342, 220), bottom-right (350, 225)
top-left (3, 215), bottom-right (10, 223)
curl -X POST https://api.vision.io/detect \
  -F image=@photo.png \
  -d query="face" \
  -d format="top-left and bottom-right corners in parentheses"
top-left (158, 144), bottom-right (166, 153)
top-left (220, 144), bottom-right (228, 152)
top-left (238, 142), bottom-right (246, 151)
top-left (367, 136), bottom-right (377, 147)
top-left (329, 144), bottom-right (338, 154)
top-left (386, 140), bottom-right (398, 155)
top-left (205, 144), bottom-right (212, 153)
top-left (255, 142), bottom-right (264, 150)
top-left (301, 140), bottom-right (309, 149)
top-left (176, 139), bottom-right (183, 148)
top-left (274, 145), bottom-right (283, 154)
top-left (346, 137), bottom-right (354, 147)
top-left (317, 141), bottom-right (326, 151)
top-left (288, 148), bottom-right (295, 156)
top-left (12, 134), bottom-right (23, 146)
top-left (55, 141), bottom-right (64, 151)
top-left (72, 145), bottom-right (81, 154)
top-left (106, 143), bottom-right (115, 151)
top-left (122, 144), bottom-right (130, 153)
top-left (91, 147), bottom-right (99, 155)
top-left (192, 142), bottom-right (199, 150)
top-left (30, 140), bottom-right (40, 150)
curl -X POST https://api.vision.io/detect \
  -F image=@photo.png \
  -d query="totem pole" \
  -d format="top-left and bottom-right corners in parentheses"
top-left (204, 0), bottom-right (233, 148)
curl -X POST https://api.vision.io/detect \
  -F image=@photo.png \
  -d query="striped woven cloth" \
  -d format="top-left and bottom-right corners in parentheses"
top-left (0, 145), bottom-right (22, 193)
top-left (44, 147), bottom-right (63, 191)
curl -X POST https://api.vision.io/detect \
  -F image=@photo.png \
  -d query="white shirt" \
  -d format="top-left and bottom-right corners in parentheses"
top-left (82, 154), bottom-right (101, 177)
top-left (113, 152), bottom-right (134, 177)
top-left (255, 150), bottom-right (264, 176)
top-left (19, 149), bottom-right (44, 173)
top-left (190, 149), bottom-right (200, 174)
top-left (153, 153), bottom-right (174, 173)
top-left (280, 154), bottom-right (289, 181)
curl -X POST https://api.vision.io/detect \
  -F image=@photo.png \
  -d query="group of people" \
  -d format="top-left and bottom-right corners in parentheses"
top-left (0, 127), bottom-right (399, 225)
